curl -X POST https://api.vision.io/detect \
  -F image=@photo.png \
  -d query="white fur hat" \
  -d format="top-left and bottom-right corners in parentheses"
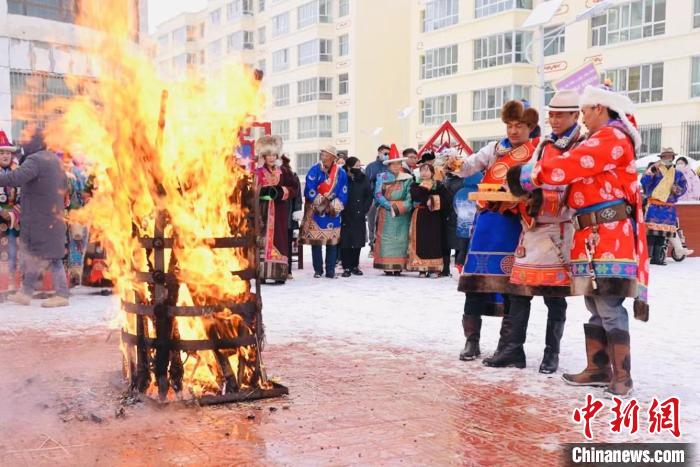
top-left (255, 135), bottom-right (283, 158)
top-left (580, 85), bottom-right (641, 150)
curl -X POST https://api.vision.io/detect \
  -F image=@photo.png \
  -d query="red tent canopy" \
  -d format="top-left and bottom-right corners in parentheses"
top-left (417, 121), bottom-right (473, 157)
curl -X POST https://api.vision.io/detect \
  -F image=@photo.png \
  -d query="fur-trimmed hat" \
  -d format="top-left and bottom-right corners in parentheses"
top-left (501, 100), bottom-right (539, 128)
top-left (255, 135), bottom-right (283, 158)
top-left (580, 85), bottom-right (641, 150)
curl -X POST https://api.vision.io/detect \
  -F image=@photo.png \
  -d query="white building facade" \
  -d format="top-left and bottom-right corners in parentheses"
top-left (152, 0), bottom-right (411, 175)
top-left (0, 0), bottom-right (147, 142)
top-left (409, 0), bottom-right (700, 159)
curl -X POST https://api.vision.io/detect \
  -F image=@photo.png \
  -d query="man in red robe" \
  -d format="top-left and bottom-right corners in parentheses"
top-left (508, 85), bottom-right (649, 396)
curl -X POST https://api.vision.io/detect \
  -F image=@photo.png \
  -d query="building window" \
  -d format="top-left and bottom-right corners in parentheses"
top-left (682, 121), bottom-right (700, 160)
top-left (7, 0), bottom-right (77, 23)
top-left (172, 27), bottom-right (187, 45)
top-left (209, 8), bottom-right (222, 26)
top-left (227, 0), bottom-right (253, 21)
top-left (208, 39), bottom-right (222, 58)
top-left (298, 115), bottom-right (333, 139)
top-left (257, 59), bottom-right (266, 74)
top-left (338, 73), bottom-right (349, 95)
top-left (692, 56), bottom-right (700, 98)
top-left (296, 152), bottom-right (318, 176)
top-left (259, 0), bottom-right (265, 12)
top-left (604, 62), bottom-right (664, 104)
top-left (590, 0), bottom-right (665, 47)
top-left (473, 85), bottom-right (530, 121)
top-left (298, 39), bottom-right (332, 66)
top-left (272, 48), bottom-right (289, 72)
top-left (469, 137), bottom-right (498, 152)
top-left (298, 0), bottom-right (332, 29)
top-left (544, 25), bottom-right (565, 57)
top-left (227, 31), bottom-right (254, 52)
top-left (298, 77), bottom-right (333, 102)
top-left (420, 44), bottom-right (458, 80)
top-left (271, 120), bottom-right (289, 140)
top-left (258, 26), bottom-right (266, 45)
top-left (338, 34), bottom-right (349, 57)
top-left (339, 0), bottom-right (349, 17)
top-left (187, 53), bottom-right (198, 68)
top-left (338, 111), bottom-right (349, 134)
top-left (544, 82), bottom-right (555, 106)
top-left (695, 0), bottom-right (700, 28)
top-left (420, 94), bottom-right (457, 126)
top-left (637, 124), bottom-right (662, 158)
top-left (422, 0), bottom-right (459, 32)
top-left (186, 25), bottom-right (198, 42)
top-left (474, 0), bottom-right (532, 18)
top-left (474, 31), bottom-right (531, 70)
top-left (272, 12), bottom-right (290, 36)
top-left (272, 84), bottom-right (290, 106)
top-left (158, 35), bottom-right (169, 49)
top-left (9, 71), bottom-right (73, 140)
top-left (243, 31), bottom-right (254, 49)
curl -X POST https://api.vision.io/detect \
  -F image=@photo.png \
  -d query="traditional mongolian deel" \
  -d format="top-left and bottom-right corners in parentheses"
top-left (406, 179), bottom-right (449, 273)
top-left (63, 157), bottom-right (89, 286)
top-left (300, 161), bottom-right (348, 246)
top-left (508, 124), bottom-right (581, 296)
top-left (457, 139), bottom-right (536, 295)
top-left (641, 166), bottom-right (687, 238)
top-left (516, 120), bottom-right (650, 307)
top-left (373, 171), bottom-right (413, 271)
top-left (255, 163), bottom-right (298, 281)
top-left (0, 159), bottom-right (20, 292)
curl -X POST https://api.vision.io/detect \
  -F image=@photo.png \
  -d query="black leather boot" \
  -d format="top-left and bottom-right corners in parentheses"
top-left (483, 296), bottom-right (530, 369)
top-left (459, 314), bottom-right (481, 361)
top-left (649, 236), bottom-right (667, 265)
top-left (540, 319), bottom-right (566, 373)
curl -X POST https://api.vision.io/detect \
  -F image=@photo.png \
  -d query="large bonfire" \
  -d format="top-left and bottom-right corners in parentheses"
top-left (39, 2), bottom-right (270, 399)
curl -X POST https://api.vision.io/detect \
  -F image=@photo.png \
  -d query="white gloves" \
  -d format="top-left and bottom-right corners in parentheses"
top-left (292, 210), bottom-right (304, 222)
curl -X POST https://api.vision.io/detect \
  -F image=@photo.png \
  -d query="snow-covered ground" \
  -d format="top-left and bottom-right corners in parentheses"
top-left (1, 247), bottom-right (698, 439)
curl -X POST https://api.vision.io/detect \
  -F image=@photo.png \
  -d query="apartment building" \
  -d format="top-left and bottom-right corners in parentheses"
top-left (410, 0), bottom-right (700, 159)
top-left (1, 0), bottom-right (147, 141)
top-left (152, 0), bottom-right (411, 174)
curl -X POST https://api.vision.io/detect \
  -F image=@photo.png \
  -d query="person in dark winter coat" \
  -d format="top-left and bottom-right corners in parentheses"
top-left (364, 145), bottom-right (390, 255)
top-left (282, 155), bottom-right (303, 278)
top-left (441, 170), bottom-right (462, 275)
top-left (1, 134), bottom-right (70, 307)
top-left (340, 157), bottom-right (373, 277)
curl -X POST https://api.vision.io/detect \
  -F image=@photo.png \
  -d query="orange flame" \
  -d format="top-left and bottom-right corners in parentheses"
top-left (37, 2), bottom-right (267, 398)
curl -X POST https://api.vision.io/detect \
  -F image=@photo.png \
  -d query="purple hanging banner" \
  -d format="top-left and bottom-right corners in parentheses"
top-left (554, 63), bottom-right (600, 94)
